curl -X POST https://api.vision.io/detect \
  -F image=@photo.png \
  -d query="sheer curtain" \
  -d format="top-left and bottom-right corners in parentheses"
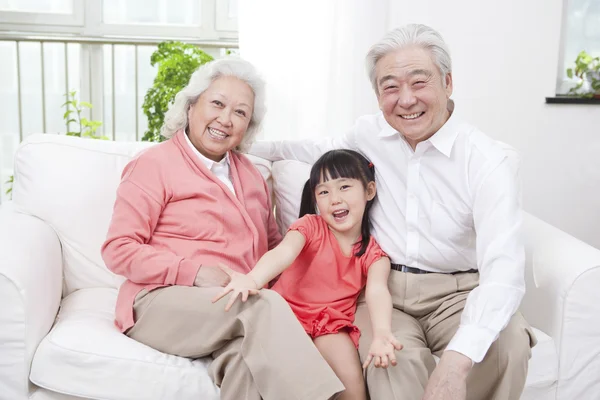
top-left (239, 0), bottom-right (392, 140)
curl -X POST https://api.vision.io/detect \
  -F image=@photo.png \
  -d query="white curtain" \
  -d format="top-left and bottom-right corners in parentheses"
top-left (239, 0), bottom-right (392, 140)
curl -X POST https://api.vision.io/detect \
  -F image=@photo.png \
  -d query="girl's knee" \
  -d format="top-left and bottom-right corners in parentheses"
top-left (337, 373), bottom-right (367, 400)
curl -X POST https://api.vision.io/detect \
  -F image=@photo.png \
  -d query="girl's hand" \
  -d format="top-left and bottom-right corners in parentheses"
top-left (362, 333), bottom-right (403, 369)
top-left (211, 264), bottom-right (260, 311)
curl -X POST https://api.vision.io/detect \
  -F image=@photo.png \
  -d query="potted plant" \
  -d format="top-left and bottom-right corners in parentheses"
top-left (567, 50), bottom-right (600, 98)
top-left (142, 41), bottom-right (214, 142)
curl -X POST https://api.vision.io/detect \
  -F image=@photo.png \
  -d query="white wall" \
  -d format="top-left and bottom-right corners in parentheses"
top-left (242, 0), bottom-right (600, 248)
top-left (383, 0), bottom-right (600, 249)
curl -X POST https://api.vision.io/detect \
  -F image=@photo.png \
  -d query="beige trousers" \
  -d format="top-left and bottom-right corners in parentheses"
top-left (355, 270), bottom-right (536, 400)
top-left (126, 286), bottom-right (344, 400)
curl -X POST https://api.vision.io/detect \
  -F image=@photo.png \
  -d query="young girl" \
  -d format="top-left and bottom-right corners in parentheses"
top-left (212, 149), bottom-right (402, 400)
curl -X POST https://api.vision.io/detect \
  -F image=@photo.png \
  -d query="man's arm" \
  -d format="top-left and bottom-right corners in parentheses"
top-left (423, 156), bottom-right (524, 400)
top-left (248, 126), bottom-right (358, 163)
top-left (445, 156), bottom-right (526, 363)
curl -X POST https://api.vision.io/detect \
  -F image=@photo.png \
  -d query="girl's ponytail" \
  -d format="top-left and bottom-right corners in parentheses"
top-left (298, 179), bottom-right (316, 218)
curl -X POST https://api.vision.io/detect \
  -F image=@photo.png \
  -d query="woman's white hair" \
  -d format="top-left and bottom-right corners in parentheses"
top-left (161, 56), bottom-right (266, 153)
top-left (366, 24), bottom-right (452, 95)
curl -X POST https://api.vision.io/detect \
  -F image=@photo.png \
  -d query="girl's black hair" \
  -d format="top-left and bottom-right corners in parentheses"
top-left (299, 149), bottom-right (376, 257)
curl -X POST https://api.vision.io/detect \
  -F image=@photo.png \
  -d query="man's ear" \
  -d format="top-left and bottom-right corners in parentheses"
top-left (366, 181), bottom-right (377, 201)
top-left (445, 73), bottom-right (453, 97)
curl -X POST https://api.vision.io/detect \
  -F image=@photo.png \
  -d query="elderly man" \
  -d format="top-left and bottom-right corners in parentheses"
top-left (250, 24), bottom-right (535, 400)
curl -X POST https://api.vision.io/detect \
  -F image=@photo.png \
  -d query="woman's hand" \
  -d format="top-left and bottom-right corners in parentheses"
top-left (194, 265), bottom-right (232, 288)
top-left (362, 332), bottom-right (403, 369)
top-left (211, 264), bottom-right (260, 311)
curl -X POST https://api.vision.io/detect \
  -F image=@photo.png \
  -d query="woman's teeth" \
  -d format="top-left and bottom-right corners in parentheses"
top-left (208, 128), bottom-right (228, 139)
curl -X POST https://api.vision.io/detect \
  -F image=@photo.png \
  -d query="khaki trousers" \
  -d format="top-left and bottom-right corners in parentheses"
top-left (126, 286), bottom-right (344, 400)
top-left (355, 270), bottom-right (536, 400)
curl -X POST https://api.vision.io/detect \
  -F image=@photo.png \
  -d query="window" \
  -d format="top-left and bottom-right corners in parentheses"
top-left (0, 0), bottom-right (83, 27)
top-left (0, 0), bottom-right (74, 14)
top-left (103, 0), bottom-right (202, 25)
top-left (0, 0), bottom-right (238, 38)
top-left (556, 0), bottom-right (600, 94)
top-left (0, 0), bottom-right (239, 202)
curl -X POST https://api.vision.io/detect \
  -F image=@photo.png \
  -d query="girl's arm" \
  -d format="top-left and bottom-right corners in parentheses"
top-left (363, 257), bottom-right (403, 368)
top-left (365, 257), bottom-right (393, 337)
top-left (212, 230), bottom-right (306, 310)
top-left (249, 230), bottom-right (305, 286)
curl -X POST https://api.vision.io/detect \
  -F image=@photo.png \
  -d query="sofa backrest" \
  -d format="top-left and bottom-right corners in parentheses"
top-left (270, 160), bottom-right (311, 236)
top-left (12, 134), bottom-right (273, 296)
top-left (12, 134), bottom-right (519, 297)
top-left (268, 141), bottom-right (521, 232)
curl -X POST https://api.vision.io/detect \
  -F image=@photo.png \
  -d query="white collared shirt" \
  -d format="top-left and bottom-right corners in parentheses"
top-left (183, 132), bottom-right (236, 196)
top-left (249, 109), bottom-right (525, 363)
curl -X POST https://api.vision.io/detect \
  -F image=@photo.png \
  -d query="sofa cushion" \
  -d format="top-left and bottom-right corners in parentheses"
top-left (29, 288), bottom-right (220, 400)
top-left (12, 134), bottom-right (272, 296)
top-left (521, 328), bottom-right (558, 400)
top-left (271, 160), bottom-right (311, 235)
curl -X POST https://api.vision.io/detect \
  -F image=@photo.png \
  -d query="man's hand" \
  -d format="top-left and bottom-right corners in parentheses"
top-left (422, 351), bottom-right (472, 400)
top-left (194, 264), bottom-right (231, 288)
top-left (362, 332), bottom-right (403, 369)
top-left (211, 264), bottom-right (260, 311)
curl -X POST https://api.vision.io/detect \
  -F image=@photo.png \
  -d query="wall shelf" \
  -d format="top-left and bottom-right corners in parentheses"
top-left (545, 96), bottom-right (600, 105)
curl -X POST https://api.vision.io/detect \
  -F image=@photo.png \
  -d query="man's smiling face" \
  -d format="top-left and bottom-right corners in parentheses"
top-left (375, 46), bottom-right (453, 149)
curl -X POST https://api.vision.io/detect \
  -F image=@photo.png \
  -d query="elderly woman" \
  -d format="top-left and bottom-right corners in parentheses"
top-left (101, 58), bottom-right (343, 400)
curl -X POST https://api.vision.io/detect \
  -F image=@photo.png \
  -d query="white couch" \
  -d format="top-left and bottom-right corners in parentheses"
top-left (0, 134), bottom-right (599, 400)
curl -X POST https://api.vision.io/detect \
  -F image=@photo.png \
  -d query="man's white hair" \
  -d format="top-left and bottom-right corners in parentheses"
top-left (366, 24), bottom-right (452, 95)
top-left (161, 56), bottom-right (266, 153)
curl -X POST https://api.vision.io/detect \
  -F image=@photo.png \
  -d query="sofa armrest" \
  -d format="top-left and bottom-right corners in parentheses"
top-left (0, 202), bottom-right (63, 400)
top-left (521, 212), bottom-right (600, 400)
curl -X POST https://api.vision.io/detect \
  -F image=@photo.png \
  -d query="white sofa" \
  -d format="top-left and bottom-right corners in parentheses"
top-left (0, 133), bottom-right (599, 400)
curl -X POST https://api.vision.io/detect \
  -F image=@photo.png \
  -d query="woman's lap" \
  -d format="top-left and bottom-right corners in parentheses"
top-left (127, 285), bottom-right (263, 358)
top-left (125, 285), bottom-right (345, 399)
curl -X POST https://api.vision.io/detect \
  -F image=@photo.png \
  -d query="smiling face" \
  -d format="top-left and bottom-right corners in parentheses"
top-left (314, 174), bottom-right (376, 239)
top-left (187, 75), bottom-right (255, 162)
top-left (375, 45), bottom-right (453, 149)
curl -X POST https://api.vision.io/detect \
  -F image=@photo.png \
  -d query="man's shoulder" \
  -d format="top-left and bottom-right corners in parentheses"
top-left (456, 122), bottom-right (513, 165)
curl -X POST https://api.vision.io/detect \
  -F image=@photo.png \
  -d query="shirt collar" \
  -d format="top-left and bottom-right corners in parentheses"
top-left (183, 131), bottom-right (230, 170)
top-left (427, 109), bottom-right (459, 158)
top-left (376, 100), bottom-right (459, 158)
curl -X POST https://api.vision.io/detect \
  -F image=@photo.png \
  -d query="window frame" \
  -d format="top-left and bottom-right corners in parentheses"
top-left (0, 0), bottom-right (237, 41)
top-left (0, 0), bottom-right (84, 27)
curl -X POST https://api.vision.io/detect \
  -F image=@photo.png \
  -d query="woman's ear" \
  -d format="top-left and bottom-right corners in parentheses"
top-left (366, 181), bottom-right (377, 201)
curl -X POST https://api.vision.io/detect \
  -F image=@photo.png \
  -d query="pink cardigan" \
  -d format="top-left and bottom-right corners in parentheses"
top-left (101, 130), bottom-right (281, 332)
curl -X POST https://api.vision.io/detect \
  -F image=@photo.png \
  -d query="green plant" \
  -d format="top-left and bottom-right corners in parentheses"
top-left (63, 90), bottom-right (108, 139)
top-left (4, 175), bottom-right (13, 197)
top-left (142, 41), bottom-right (214, 142)
top-left (567, 50), bottom-right (600, 98)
